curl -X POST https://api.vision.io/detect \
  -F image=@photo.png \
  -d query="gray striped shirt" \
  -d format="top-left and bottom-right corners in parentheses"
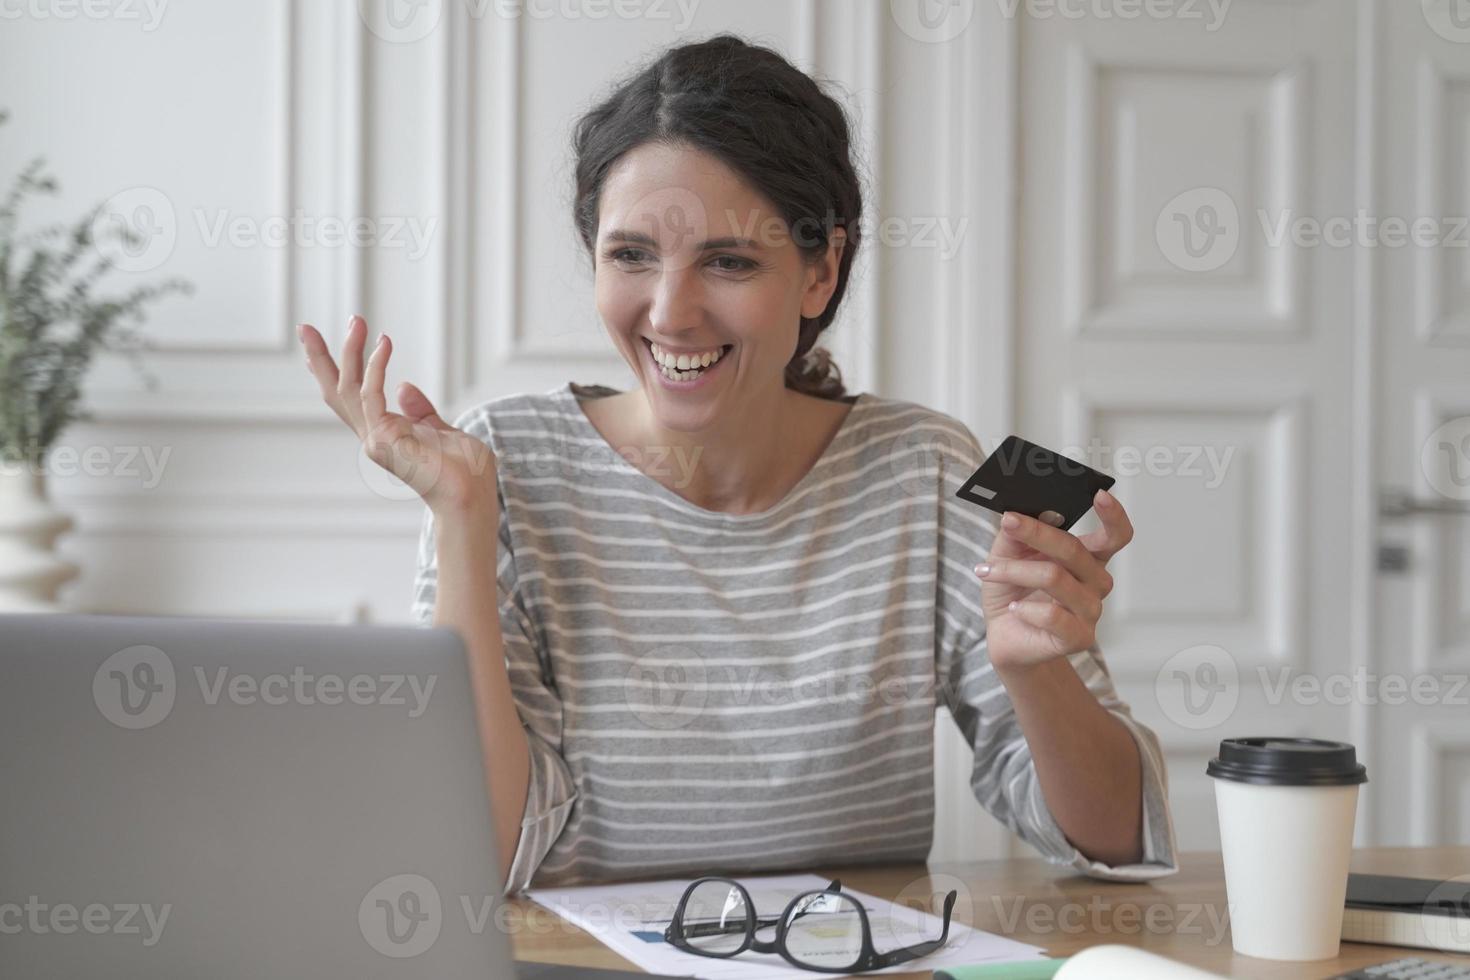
top-left (411, 382), bottom-right (1179, 895)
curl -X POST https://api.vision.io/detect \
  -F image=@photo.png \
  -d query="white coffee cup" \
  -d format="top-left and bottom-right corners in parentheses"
top-left (1206, 737), bottom-right (1367, 961)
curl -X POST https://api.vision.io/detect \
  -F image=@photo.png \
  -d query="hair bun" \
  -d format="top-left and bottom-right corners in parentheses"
top-left (783, 345), bottom-right (846, 400)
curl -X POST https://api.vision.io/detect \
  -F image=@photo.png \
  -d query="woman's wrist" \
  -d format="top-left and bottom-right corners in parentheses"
top-left (431, 487), bottom-right (500, 528)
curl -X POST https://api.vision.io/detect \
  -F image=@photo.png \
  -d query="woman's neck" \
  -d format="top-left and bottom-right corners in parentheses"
top-left (587, 384), bottom-right (852, 515)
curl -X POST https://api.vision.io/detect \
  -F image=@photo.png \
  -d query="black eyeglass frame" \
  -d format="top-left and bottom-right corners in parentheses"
top-left (662, 875), bottom-right (959, 974)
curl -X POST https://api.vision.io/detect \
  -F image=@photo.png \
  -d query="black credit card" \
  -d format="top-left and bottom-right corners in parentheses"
top-left (954, 435), bottom-right (1116, 531)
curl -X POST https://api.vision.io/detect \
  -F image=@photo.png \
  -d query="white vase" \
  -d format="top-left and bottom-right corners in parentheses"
top-left (0, 463), bottom-right (79, 613)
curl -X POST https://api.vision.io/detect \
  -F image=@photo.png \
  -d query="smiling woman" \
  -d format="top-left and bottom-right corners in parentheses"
top-left (300, 32), bottom-right (1179, 901)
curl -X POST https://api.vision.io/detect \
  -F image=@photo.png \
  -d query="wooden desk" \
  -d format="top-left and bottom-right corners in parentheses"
top-left (510, 846), bottom-right (1469, 978)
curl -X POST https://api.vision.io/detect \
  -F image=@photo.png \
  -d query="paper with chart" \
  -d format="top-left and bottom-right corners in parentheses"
top-left (524, 871), bottom-right (1049, 978)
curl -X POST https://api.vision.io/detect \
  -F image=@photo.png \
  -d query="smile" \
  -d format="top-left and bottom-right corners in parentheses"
top-left (643, 338), bottom-right (734, 385)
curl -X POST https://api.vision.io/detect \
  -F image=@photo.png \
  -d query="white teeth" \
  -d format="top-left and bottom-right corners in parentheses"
top-left (650, 341), bottom-right (725, 371)
top-left (648, 340), bottom-right (727, 382)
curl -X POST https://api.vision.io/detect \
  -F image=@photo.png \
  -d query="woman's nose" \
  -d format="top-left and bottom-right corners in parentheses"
top-left (648, 267), bottom-right (704, 333)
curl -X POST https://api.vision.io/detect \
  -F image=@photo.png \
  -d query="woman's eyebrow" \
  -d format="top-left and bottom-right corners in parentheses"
top-left (603, 229), bottom-right (762, 249)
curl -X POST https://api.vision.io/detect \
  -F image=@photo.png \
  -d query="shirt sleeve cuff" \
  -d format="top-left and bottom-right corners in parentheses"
top-left (1029, 711), bottom-right (1181, 882)
top-left (500, 733), bottom-right (578, 896)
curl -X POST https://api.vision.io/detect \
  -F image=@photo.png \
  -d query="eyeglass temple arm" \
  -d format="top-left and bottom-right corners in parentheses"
top-left (873, 890), bottom-right (958, 968)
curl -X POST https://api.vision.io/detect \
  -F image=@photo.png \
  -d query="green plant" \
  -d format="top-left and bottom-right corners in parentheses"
top-left (0, 108), bottom-right (192, 468)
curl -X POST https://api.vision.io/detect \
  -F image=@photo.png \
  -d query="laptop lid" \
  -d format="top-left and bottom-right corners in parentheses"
top-left (0, 612), bottom-right (518, 979)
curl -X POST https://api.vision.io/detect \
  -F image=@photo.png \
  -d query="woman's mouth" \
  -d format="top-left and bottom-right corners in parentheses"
top-left (643, 338), bottom-right (734, 386)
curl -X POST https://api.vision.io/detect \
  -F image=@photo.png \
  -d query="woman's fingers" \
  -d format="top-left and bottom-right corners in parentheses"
top-left (339, 315), bottom-right (367, 388)
top-left (397, 380), bottom-right (451, 429)
top-left (979, 558), bottom-right (1102, 624)
top-left (361, 332), bottom-right (390, 428)
top-left (1074, 489), bottom-right (1134, 566)
top-left (1007, 599), bottom-right (1094, 656)
top-left (299, 322), bottom-right (355, 427)
top-left (335, 315), bottom-right (369, 432)
top-left (299, 323), bottom-right (339, 386)
top-left (996, 510), bottom-right (1112, 597)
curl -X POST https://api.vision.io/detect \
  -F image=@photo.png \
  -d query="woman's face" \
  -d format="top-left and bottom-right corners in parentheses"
top-left (593, 142), bottom-right (844, 430)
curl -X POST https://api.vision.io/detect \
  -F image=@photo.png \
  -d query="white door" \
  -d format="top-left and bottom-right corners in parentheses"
top-left (1012, 0), bottom-right (1367, 853)
top-left (1372, 0), bottom-right (1470, 847)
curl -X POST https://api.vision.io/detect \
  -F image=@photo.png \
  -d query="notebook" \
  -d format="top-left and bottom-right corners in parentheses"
top-left (1340, 873), bottom-right (1470, 953)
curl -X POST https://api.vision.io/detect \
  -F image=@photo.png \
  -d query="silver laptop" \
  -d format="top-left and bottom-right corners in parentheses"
top-left (0, 612), bottom-right (530, 979)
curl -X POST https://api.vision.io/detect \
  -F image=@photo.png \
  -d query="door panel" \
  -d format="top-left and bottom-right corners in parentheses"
top-left (1375, 0), bottom-right (1470, 847)
top-left (1017, 0), bottom-right (1360, 852)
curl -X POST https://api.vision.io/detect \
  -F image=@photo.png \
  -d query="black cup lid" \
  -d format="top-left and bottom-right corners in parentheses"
top-left (1206, 737), bottom-right (1368, 786)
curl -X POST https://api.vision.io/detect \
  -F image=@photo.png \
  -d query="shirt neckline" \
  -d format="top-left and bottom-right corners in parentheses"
top-left (560, 382), bottom-right (868, 525)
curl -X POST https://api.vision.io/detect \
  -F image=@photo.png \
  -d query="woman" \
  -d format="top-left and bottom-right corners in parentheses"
top-left (297, 34), bottom-right (1178, 896)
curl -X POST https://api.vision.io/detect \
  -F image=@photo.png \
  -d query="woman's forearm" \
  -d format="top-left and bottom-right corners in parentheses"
top-left (431, 501), bottom-right (532, 889)
top-left (994, 656), bottom-right (1144, 867)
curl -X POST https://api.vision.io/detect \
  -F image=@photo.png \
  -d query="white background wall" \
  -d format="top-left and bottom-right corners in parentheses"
top-left (4, 0), bottom-right (1468, 864)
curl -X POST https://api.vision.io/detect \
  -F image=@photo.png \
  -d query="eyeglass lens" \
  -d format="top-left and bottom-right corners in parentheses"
top-left (781, 892), bottom-right (864, 970)
top-left (680, 880), bottom-right (751, 955)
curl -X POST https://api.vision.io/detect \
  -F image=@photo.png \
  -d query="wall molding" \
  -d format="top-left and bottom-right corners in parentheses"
top-left (1061, 45), bottom-right (1310, 341)
top-left (1411, 722), bottom-right (1470, 844)
top-left (1415, 57), bottom-right (1470, 346)
top-left (1062, 388), bottom-right (1310, 680)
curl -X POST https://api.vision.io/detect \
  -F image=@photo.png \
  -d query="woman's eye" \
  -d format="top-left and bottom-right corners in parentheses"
top-left (606, 249), bottom-right (751, 272)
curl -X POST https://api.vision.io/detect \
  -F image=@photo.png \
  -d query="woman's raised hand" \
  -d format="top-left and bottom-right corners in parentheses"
top-left (299, 315), bottom-right (497, 516)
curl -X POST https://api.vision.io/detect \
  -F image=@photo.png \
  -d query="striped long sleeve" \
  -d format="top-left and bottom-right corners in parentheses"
top-left (932, 425), bottom-right (1179, 880)
top-left (410, 409), bottom-right (578, 896)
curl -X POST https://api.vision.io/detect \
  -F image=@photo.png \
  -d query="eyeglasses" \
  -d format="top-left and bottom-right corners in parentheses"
top-left (662, 876), bottom-right (959, 974)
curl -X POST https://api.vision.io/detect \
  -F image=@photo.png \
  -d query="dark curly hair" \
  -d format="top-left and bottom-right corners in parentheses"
top-left (570, 33), bottom-right (865, 400)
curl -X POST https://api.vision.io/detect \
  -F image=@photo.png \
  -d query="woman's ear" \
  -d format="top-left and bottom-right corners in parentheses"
top-left (800, 227), bottom-right (847, 320)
